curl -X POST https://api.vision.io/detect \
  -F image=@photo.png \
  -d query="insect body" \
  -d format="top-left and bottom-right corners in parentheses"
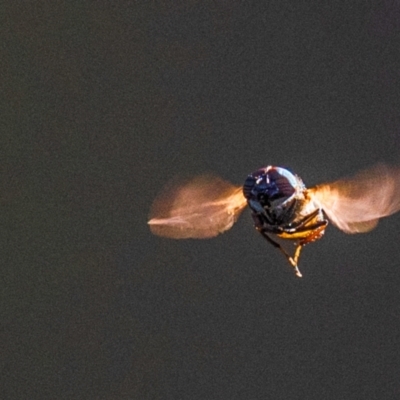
top-left (148, 164), bottom-right (400, 277)
top-left (242, 167), bottom-right (328, 276)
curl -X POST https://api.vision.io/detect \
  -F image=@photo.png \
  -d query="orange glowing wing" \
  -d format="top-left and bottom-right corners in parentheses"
top-left (309, 164), bottom-right (400, 233)
top-left (148, 175), bottom-right (247, 239)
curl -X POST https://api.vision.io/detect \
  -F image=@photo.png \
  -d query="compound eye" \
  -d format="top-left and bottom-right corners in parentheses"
top-left (243, 175), bottom-right (256, 199)
top-left (265, 169), bottom-right (296, 199)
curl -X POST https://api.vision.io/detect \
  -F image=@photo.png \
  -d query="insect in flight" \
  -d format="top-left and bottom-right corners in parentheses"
top-left (148, 164), bottom-right (400, 277)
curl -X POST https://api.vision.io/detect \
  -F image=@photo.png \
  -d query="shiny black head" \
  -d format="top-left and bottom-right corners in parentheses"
top-left (243, 166), bottom-right (304, 223)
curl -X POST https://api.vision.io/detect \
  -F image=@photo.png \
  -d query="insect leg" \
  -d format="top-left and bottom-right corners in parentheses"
top-left (285, 209), bottom-right (325, 232)
top-left (259, 230), bottom-right (302, 278)
top-left (293, 244), bottom-right (303, 266)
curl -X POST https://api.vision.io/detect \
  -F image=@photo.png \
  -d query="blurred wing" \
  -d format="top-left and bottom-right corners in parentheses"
top-left (148, 175), bottom-right (247, 239)
top-left (310, 164), bottom-right (400, 233)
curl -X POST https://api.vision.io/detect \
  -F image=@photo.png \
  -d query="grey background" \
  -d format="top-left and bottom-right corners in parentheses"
top-left (2, 1), bottom-right (400, 399)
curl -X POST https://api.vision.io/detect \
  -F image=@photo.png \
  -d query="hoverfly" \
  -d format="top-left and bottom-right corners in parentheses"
top-left (148, 164), bottom-right (400, 277)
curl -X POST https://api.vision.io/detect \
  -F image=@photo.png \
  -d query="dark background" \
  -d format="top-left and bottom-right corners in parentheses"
top-left (2, 1), bottom-right (400, 399)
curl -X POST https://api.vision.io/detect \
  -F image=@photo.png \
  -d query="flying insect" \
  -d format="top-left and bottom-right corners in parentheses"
top-left (148, 164), bottom-right (400, 277)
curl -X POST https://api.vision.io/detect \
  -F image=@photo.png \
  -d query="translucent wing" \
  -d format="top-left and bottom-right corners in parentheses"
top-left (309, 164), bottom-right (400, 233)
top-left (148, 175), bottom-right (247, 239)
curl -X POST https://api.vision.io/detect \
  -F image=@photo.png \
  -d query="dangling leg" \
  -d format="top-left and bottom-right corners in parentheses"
top-left (292, 244), bottom-right (303, 276)
top-left (259, 230), bottom-right (303, 277)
